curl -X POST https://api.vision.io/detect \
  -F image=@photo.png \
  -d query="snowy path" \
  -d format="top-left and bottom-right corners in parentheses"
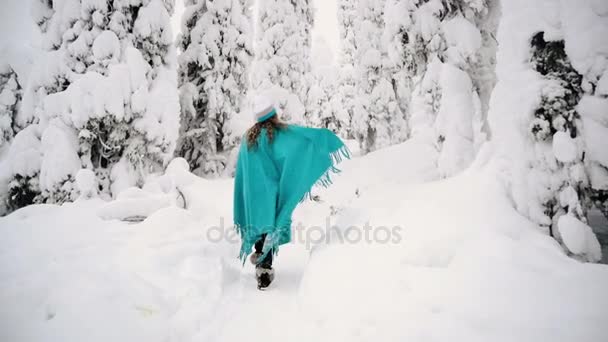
top-left (200, 245), bottom-right (308, 342)
top-left (2, 138), bottom-right (608, 342)
top-left (192, 139), bottom-right (442, 341)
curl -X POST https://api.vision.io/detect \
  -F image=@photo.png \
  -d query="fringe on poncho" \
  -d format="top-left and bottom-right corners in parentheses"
top-left (233, 124), bottom-right (350, 264)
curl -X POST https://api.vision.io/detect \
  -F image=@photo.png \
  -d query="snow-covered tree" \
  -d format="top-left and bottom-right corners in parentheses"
top-left (0, 63), bottom-right (22, 148)
top-left (381, 0), bottom-right (413, 129)
top-left (5, 0), bottom-right (179, 211)
top-left (398, 0), bottom-right (498, 177)
top-left (294, 0), bottom-right (316, 122)
top-left (527, 31), bottom-right (586, 235)
top-left (309, 70), bottom-right (350, 137)
top-left (335, 67), bottom-right (355, 139)
top-left (338, 0), bottom-right (357, 68)
top-left (176, 0), bottom-right (253, 177)
top-left (352, 0), bottom-right (407, 153)
top-left (488, 0), bottom-right (606, 262)
top-left (337, 0), bottom-right (356, 138)
top-left (295, 1), bottom-right (315, 85)
top-left (571, 4), bottom-right (608, 228)
top-left (307, 37), bottom-right (349, 137)
top-left (584, 90), bottom-right (608, 221)
top-left (251, 0), bottom-right (313, 123)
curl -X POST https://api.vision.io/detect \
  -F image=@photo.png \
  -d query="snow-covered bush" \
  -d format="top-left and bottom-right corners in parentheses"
top-left (0, 63), bottom-right (22, 148)
top-left (175, 0), bottom-right (253, 177)
top-left (98, 157), bottom-right (197, 221)
top-left (488, 0), bottom-right (606, 262)
top-left (5, 0), bottom-right (179, 212)
top-left (251, 0), bottom-right (314, 124)
top-left (5, 125), bottom-right (42, 211)
top-left (352, 0), bottom-right (407, 153)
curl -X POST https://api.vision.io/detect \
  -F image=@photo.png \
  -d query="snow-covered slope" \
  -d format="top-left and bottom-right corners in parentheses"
top-left (1, 138), bottom-right (607, 342)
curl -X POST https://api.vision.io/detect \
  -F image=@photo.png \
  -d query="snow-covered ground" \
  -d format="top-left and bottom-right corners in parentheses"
top-left (1, 137), bottom-right (608, 342)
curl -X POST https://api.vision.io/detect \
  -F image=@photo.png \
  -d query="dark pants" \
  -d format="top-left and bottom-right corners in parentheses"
top-left (255, 234), bottom-right (273, 268)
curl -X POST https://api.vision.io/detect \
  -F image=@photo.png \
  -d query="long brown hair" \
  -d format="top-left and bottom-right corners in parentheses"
top-left (246, 115), bottom-right (287, 149)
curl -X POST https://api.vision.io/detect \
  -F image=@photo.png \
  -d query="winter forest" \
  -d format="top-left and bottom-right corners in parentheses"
top-left (1, 0), bottom-right (608, 341)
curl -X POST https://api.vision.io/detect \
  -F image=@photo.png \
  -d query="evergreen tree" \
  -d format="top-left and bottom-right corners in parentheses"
top-left (308, 37), bottom-right (349, 137)
top-left (352, 0), bottom-right (407, 153)
top-left (527, 32), bottom-right (594, 254)
top-left (382, 0), bottom-right (413, 132)
top-left (176, 0), bottom-right (253, 177)
top-left (487, 0), bottom-right (605, 262)
top-left (294, 0), bottom-right (315, 121)
top-left (584, 87), bottom-right (608, 222)
top-left (338, 0), bottom-right (357, 68)
top-left (337, 0), bottom-right (356, 138)
top-left (310, 69), bottom-right (350, 137)
top-left (251, 0), bottom-right (313, 123)
top-left (6, 0), bottom-right (179, 211)
top-left (399, 0), bottom-right (497, 177)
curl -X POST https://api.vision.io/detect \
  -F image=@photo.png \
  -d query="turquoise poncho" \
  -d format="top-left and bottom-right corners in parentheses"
top-left (233, 124), bottom-right (350, 264)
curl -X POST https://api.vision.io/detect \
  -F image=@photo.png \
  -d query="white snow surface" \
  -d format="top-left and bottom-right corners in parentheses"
top-left (1, 137), bottom-right (607, 342)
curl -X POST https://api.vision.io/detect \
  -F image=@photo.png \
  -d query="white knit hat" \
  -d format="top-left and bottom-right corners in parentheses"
top-left (252, 95), bottom-right (277, 122)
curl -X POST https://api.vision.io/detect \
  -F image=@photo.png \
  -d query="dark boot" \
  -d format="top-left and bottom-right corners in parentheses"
top-left (252, 234), bottom-right (274, 290)
top-left (256, 266), bottom-right (274, 290)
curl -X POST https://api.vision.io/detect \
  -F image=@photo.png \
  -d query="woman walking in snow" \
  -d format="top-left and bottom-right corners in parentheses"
top-left (233, 96), bottom-right (350, 290)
